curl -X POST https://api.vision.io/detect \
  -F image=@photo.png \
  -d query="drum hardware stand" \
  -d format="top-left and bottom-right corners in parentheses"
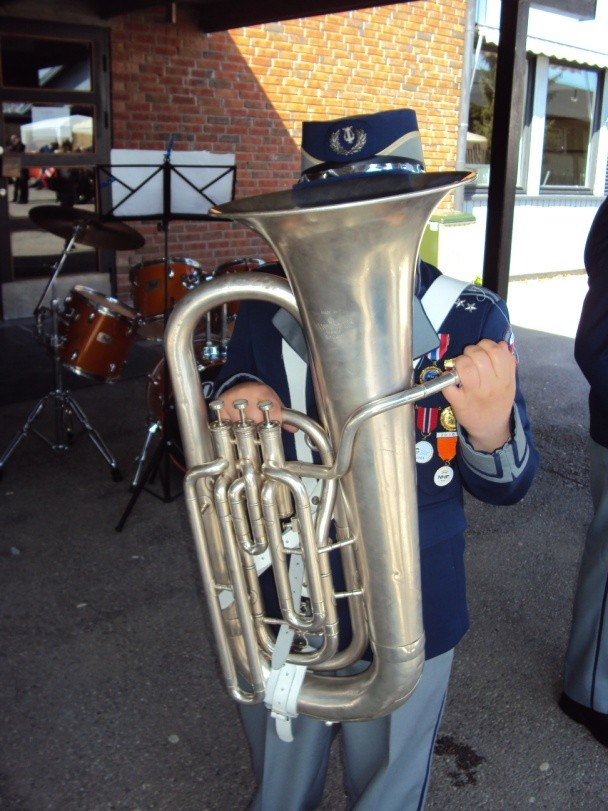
top-left (0, 221), bottom-right (123, 481)
top-left (116, 248), bottom-right (182, 532)
top-left (119, 258), bottom-right (258, 518)
top-left (120, 270), bottom-right (228, 499)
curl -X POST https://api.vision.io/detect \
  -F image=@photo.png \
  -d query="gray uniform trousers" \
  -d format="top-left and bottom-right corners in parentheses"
top-left (564, 439), bottom-right (608, 712)
top-left (240, 649), bottom-right (454, 811)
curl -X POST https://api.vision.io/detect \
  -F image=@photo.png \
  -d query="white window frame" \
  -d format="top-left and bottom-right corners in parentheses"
top-left (525, 56), bottom-right (607, 195)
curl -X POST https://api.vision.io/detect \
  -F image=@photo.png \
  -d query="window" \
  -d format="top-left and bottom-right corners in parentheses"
top-left (0, 20), bottom-right (110, 287)
top-left (467, 48), bottom-right (495, 182)
top-left (3, 102), bottom-right (95, 154)
top-left (541, 63), bottom-right (598, 187)
top-left (1, 36), bottom-right (92, 90)
top-left (466, 46), bottom-right (528, 186)
top-left (467, 39), bottom-right (603, 194)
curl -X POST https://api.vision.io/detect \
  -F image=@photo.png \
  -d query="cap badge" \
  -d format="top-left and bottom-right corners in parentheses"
top-left (329, 125), bottom-right (367, 158)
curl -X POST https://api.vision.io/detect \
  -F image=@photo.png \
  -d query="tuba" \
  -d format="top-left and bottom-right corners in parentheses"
top-left (164, 170), bottom-right (474, 723)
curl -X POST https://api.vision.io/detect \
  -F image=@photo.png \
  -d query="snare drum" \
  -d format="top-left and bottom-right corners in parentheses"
top-left (146, 337), bottom-right (224, 472)
top-left (59, 286), bottom-right (138, 381)
top-left (130, 257), bottom-right (203, 340)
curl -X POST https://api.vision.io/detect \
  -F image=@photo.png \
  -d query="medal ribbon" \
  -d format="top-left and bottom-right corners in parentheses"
top-left (426, 333), bottom-right (450, 361)
top-left (416, 406), bottom-right (439, 436)
top-left (436, 430), bottom-right (458, 463)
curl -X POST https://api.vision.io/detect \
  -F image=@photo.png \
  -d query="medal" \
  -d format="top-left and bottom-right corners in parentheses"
top-left (415, 407), bottom-right (438, 464)
top-left (434, 465), bottom-right (454, 486)
top-left (440, 406), bottom-right (457, 432)
top-left (416, 440), bottom-right (433, 464)
top-left (420, 363), bottom-right (442, 383)
top-left (435, 430), bottom-right (458, 487)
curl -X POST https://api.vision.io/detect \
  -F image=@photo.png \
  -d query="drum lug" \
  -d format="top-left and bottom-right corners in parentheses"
top-left (182, 272), bottom-right (201, 291)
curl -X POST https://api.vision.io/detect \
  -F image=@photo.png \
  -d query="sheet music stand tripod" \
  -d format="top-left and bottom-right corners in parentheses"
top-left (0, 206), bottom-right (145, 480)
top-left (106, 144), bottom-right (235, 530)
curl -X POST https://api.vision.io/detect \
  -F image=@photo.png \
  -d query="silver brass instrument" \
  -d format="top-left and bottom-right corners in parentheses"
top-left (164, 171), bottom-right (474, 722)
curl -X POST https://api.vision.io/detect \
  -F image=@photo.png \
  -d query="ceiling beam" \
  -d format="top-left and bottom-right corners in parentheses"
top-left (94, 0), bottom-right (418, 28)
top-left (194, 1), bottom-right (416, 33)
top-left (98, 0), bottom-right (162, 19)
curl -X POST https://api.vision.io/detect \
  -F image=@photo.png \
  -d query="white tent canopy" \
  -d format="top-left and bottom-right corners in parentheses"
top-left (20, 114), bottom-right (93, 151)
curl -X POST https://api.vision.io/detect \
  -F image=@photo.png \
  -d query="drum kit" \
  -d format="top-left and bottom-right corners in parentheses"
top-left (115, 255), bottom-right (265, 530)
top-left (132, 258), bottom-right (264, 477)
top-left (0, 203), bottom-right (265, 494)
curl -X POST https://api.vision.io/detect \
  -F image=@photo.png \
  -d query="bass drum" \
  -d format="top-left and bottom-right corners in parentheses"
top-left (146, 338), bottom-right (224, 472)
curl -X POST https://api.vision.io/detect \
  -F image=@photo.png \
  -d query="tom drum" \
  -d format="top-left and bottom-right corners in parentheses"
top-left (59, 286), bottom-right (138, 382)
top-left (130, 257), bottom-right (203, 340)
top-left (146, 337), bottom-right (224, 472)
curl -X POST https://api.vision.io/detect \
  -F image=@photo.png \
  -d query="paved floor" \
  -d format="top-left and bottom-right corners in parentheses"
top-left (1, 273), bottom-right (607, 811)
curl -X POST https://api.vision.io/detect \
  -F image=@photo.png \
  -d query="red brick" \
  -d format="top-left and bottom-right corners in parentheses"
top-left (110, 1), bottom-right (466, 288)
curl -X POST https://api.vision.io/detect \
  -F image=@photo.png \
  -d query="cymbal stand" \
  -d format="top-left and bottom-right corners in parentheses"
top-left (0, 227), bottom-right (122, 481)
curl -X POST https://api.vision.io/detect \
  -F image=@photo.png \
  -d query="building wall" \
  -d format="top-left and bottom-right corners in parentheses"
top-left (109, 3), bottom-right (467, 302)
top-left (453, 196), bottom-right (601, 283)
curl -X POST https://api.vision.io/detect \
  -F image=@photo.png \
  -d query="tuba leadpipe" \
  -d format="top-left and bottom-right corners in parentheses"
top-left (165, 171), bottom-right (474, 722)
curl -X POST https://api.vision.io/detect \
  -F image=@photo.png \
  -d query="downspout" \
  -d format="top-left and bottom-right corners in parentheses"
top-left (454, 0), bottom-right (477, 211)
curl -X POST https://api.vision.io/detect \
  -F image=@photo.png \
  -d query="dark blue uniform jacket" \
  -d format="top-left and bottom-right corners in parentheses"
top-left (575, 196), bottom-right (608, 449)
top-left (214, 261), bottom-right (538, 660)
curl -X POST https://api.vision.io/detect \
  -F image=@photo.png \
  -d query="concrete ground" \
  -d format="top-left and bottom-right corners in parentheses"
top-left (1, 272), bottom-right (607, 811)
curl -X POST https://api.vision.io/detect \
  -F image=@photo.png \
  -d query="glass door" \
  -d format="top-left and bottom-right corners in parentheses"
top-left (0, 19), bottom-right (111, 316)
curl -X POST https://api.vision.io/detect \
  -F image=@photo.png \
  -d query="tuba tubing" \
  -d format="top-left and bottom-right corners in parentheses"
top-left (165, 170), bottom-right (474, 722)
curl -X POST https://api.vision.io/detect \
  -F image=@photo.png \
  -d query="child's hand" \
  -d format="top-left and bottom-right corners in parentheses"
top-left (443, 339), bottom-right (517, 452)
top-left (212, 382), bottom-right (297, 432)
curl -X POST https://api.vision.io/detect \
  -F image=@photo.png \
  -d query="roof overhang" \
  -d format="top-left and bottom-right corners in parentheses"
top-left (531, 0), bottom-right (596, 20)
top-left (478, 23), bottom-right (608, 69)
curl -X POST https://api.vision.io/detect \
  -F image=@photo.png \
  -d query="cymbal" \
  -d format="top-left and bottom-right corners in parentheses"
top-left (29, 205), bottom-right (145, 251)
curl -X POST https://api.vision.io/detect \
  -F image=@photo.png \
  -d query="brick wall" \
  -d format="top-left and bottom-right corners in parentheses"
top-left (110, 2), bottom-right (466, 302)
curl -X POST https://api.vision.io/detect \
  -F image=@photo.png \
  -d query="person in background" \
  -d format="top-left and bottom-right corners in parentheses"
top-left (211, 109), bottom-right (539, 810)
top-left (560, 196), bottom-right (608, 748)
top-left (8, 133), bottom-right (29, 204)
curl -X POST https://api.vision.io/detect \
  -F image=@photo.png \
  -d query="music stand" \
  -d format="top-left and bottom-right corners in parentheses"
top-left (0, 207), bottom-right (145, 481)
top-left (100, 141), bottom-right (235, 530)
